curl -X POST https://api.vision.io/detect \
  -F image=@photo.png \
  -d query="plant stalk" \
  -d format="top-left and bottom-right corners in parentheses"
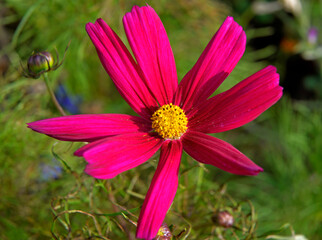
top-left (43, 73), bottom-right (66, 116)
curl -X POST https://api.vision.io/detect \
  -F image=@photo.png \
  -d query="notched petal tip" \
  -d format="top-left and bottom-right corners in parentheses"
top-left (86, 18), bottom-right (104, 27)
top-left (27, 122), bottom-right (42, 135)
top-left (85, 22), bottom-right (95, 32)
top-left (96, 18), bottom-right (107, 27)
top-left (188, 64), bottom-right (284, 134)
top-left (123, 3), bottom-right (178, 106)
top-left (267, 65), bottom-right (277, 72)
top-left (248, 166), bottom-right (264, 176)
top-left (225, 16), bottom-right (234, 23)
top-left (27, 120), bottom-right (47, 133)
top-left (182, 132), bottom-right (263, 176)
top-left (176, 14), bottom-right (247, 110)
top-left (74, 148), bottom-right (84, 157)
top-left (26, 121), bottom-right (34, 128)
top-left (96, 17), bottom-right (104, 22)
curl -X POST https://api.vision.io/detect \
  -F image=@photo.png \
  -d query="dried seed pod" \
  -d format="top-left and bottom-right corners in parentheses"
top-left (213, 211), bottom-right (234, 228)
top-left (153, 223), bottom-right (172, 240)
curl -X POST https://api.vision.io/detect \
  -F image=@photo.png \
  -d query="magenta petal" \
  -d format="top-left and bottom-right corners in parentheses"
top-left (76, 133), bottom-right (163, 179)
top-left (123, 6), bottom-right (178, 106)
top-left (27, 114), bottom-right (151, 142)
top-left (182, 131), bottom-right (263, 175)
top-left (188, 66), bottom-right (283, 133)
top-left (86, 19), bottom-right (157, 119)
top-left (174, 16), bottom-right (246, 111)
top-left (136, 140), bottom-right (182, 240)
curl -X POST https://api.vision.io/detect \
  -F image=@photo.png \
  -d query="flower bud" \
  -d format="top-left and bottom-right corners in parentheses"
top-left (213, 211), bottom-right (234, 228)
top-left (27, 51), bottom-right (54, 74)
top-left (154, 223), bottom-right (172, 240)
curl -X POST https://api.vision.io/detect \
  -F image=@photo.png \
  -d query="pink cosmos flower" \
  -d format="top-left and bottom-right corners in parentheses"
top-left (28, 5), bottom-right (282, 239)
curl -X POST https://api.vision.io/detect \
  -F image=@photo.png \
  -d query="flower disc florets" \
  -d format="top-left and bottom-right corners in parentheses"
top-left (151, 103), bottom-right (188, 140)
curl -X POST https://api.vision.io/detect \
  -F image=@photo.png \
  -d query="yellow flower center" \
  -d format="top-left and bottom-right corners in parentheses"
top-left (151, 103), bottom-right (188, 140)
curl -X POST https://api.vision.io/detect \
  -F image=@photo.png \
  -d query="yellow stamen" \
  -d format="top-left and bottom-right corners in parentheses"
top-left (151, 103), bottom-right (188, 140)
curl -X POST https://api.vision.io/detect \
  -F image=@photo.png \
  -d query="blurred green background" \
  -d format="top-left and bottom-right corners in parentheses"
top-left (0, 0), bottom-right (321, 239)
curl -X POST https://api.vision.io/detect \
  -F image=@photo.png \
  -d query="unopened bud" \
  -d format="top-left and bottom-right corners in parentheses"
top-left (154, 223), bottom-right (172, 240)
top-left (27, 51), bottom-right (54, 74)
top-left (213, 211), bottom-right (234, 228)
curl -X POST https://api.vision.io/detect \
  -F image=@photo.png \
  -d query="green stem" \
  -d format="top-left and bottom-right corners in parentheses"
top-left (43, 73), bottom-right (66, 116)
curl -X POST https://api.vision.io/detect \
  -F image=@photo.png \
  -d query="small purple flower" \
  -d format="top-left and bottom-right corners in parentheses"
top-left (308, 27), bottom-right (318, 45)
top-left (40, 159), bottom-right (62, 181)
top-left (55, 84), bottom-right (82, 114)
